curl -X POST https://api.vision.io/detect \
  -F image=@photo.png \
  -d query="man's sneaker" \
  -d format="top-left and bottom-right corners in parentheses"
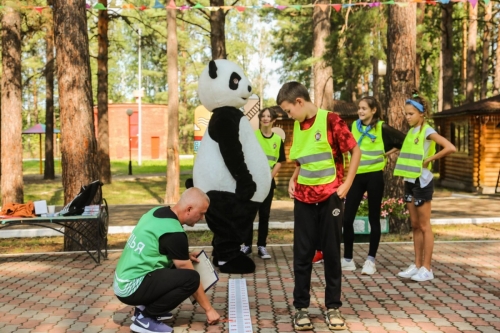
top-left (258, 246), bottom-right (271, 259)
top-left (312, 250), bottom-right (324, 264)
top-left (130, 314), bottom-right (173, 333)
top-left (397, 264), bottom-right (419, 278)
top-left (326, 308), bottom-right (346, 330)
top-left (341, 258), bottom-right (356, 271)
top-left (361, 260), bottom-right (376, 275)
top-left (411, 266), bottom-right (434, 282)
top-left (293, 308), bottom-right (313, 331)
top-left (240, 245), bottom-right (252, 255)
top-left (131, 307), bottom-right (173, 322)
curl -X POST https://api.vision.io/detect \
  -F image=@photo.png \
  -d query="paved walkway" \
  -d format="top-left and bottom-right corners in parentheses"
top-left (1, 241), bottom-right (499, 333)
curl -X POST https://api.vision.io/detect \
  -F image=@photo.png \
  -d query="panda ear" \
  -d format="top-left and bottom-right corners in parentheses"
top-left (209, 60), bottom-right (218, 79)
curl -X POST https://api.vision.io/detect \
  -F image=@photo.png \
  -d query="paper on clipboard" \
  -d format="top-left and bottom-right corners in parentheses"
top-left (189, 249), bottom-right (219, 305)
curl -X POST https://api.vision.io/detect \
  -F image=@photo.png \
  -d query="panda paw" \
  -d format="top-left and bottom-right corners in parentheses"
top-left (235, 179), bottom-right (256, 201)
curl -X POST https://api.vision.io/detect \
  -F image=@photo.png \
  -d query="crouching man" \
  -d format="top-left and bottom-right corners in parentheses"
top-left (113, 187), bottom-right (220, 333)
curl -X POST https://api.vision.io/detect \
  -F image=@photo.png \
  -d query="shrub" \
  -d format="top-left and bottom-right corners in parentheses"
top-left (356, 196), bottom-right (409, 219)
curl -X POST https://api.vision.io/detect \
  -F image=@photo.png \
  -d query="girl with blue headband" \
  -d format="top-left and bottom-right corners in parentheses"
top-left (394, 90), bottom-right (456, 282)
top-left (342, 96), bottom-right (405, 275)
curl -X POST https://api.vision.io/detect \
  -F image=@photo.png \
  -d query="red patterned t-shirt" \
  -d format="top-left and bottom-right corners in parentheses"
top-left (293, 111), bottom-right (357, 204)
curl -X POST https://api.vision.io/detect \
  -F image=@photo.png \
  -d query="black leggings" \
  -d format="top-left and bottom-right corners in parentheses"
top-left (117, 268), bottom-right (200, 318)
top-left (245, 186), bottom-right (274, 247)
top-left (343, 171), bottom-right (384, 260)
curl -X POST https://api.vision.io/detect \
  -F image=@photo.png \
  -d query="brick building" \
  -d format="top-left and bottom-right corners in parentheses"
top-left (93, 103), bottom-right (168, 160)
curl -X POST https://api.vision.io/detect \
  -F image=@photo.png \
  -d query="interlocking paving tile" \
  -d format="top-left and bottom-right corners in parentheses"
top-left (0, 241), bottom-right (499, 332)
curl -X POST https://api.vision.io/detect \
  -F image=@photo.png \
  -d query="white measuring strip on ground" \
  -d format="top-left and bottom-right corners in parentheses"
top-left (228, 279), bottom-right (253, 333)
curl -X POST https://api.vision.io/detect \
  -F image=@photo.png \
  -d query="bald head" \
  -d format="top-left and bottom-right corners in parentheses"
top-left (173, 187), bottom-right (210, 226)
top-left (179, 187), bottom-right (210, 207)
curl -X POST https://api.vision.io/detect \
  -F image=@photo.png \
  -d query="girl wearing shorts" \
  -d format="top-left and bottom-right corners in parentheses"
top-left (394, 91), bottom-right (456, 282)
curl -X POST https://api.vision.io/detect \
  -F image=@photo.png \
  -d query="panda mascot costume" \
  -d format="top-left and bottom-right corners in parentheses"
top-left (193, 59), bottom-right (271, 274)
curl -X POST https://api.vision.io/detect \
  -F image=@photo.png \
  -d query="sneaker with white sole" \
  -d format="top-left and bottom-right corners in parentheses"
top-left (131, 307), bottom-right (173, 322)
top-left (258, 246), bottom-right (271, 259)
top-left (397, 264), bottom-right (419, 278)
top-left (312, 250), bottom-right (323, 264)
top-left (240, 245), bottom-right (252, 255)
top-left (341, 258), bottom-right (356, 271)
top-left (361, 260), bottom-right (376, 275)
top-left (130, 314), bottom-right (173, 333)
top-left (411, 266), bottom-right (434, 282)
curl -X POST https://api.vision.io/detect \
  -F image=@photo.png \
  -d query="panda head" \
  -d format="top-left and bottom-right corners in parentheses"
top-left (198, 59), bottom-right (252, 112)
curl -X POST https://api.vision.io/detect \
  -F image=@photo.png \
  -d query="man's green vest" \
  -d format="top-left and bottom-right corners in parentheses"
top-left (255, 130), bottom-right (282, 169)
top-left (113, 207), bottom-right (185, 297)
top-left (394, 124), bottom-right (436, 178)
top-left (289, 109), bottom-right (336, 185)
top-left (351, 121), bottom-right (386, 174)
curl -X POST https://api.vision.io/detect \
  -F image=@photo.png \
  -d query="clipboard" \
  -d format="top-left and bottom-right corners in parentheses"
top-left (189, 249), bottom-right (219, 305)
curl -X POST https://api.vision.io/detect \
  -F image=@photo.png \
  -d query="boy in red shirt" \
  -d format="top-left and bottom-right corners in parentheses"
top-left (277, 82), bottom-right (360, 331)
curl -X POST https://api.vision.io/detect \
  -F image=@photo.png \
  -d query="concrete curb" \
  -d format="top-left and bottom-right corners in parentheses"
top-left (1, 217), bottom-right (500, 238)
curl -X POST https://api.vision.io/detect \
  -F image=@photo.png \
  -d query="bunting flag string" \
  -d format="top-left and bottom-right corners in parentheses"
top-left (1, 0), bottom-right (492, 14)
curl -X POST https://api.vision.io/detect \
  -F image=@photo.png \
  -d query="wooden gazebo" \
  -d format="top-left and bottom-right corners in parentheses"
top-left (432, 95), bottom-right (500, 194)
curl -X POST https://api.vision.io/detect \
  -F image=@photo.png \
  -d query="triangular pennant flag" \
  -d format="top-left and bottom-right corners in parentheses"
top-left (221, 5), bottom-right (232, 10)
top-left (276, 5), bottom-right (287, 10)
top-left (34, 6), bottom-right (45, 13)
top-left (343, 3), bottom-right (355, 7)
top-left (206, 6), bottom-right (219, 11)
top-left (235, 6), bottom-right (246, 12)
top-left (469, 0), bottom-right (478, 8)
top-left (139, 5), bottom-right (148, 10)
top-left (122, 4), bottom-right (135, 9)
top-left (192, 3), bottom-right (203, 8)
top-left (385, 0), bottom-right (395, 4)
top-left (395, 2), bottom-right (409, 6)
top-left (292, 5), bottom-right (302, 10)
top-left (180, 5), bottom-right (190, 10)
top-left (317, 4), bottom-right (329, 11)
top-left (85, 3), bottom-right (91, 9)
top-left (167, 0), bottom-right (176, 8)
top-left (483, 0), bottom-right (490, 4)
top-left (262, 3), bottom-right (273, 8)
top-left (369, 2), bottom-right (380, 7)
top-left (153, 0), bottom-right (165, 9)
top-left (332, 4), bottom-right (341, 11)
top-left (93, 3), bottom-right (106, 10)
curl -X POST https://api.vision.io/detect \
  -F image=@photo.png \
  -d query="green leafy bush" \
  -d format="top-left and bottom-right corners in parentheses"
top-left (356, 196), bottom-right (409, 218)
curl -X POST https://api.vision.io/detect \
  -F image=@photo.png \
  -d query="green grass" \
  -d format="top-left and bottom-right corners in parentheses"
top-left (22, 158), bottom-right (194, 176)
top-left (21, 159), bottom-right (194, 205)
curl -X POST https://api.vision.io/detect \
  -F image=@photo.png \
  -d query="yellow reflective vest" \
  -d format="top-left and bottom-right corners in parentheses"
top-left (255, 130), bottom-right (282, 169)
top-left (289, 109), bottom-right (336, 185)
top-left (394, 124), bottom-right (436, 178)
top-left (351, 120), bottom-right (386, 174)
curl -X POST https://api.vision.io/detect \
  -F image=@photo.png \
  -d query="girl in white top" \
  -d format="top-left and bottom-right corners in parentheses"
top-left (396, 91), bottom-right (456, 282)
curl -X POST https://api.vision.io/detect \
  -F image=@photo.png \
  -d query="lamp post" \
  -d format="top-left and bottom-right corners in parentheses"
top-left (126, 108), bottom-right (133, 175)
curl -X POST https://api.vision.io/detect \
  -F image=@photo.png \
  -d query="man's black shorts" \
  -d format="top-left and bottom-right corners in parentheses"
top-left (404, 179), bottom-right (434, 207)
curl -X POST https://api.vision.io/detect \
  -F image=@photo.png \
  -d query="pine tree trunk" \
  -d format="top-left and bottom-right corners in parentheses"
top-left (415, 3), bottom-right (425, 89)
top-left (441, 3), bottom-right (454, 111)
top-left (384, 0), bottom-right (416, 234)
top-left (54, 0), bottom-right (99, 251)
top-left (210, 0), bottom-right (226, 59)
top-left (1, 7), bottom-right (23, 204)
top-left (461, 18), bottom-right (467, 97)
top-left (44, 3), bottom-right (56, 180)
top-left (466, 3), bottom-right (477, 104)
top-left (494, 23), bottom-right (500, 95)
top-left (166, 2), bottom-right (180, 205)
top-left (313, 0), bottom-right (333, 110)
top-left (97, 0), bottom-right (112, 184)
top-left (480, 1), bottom-right (492, 100)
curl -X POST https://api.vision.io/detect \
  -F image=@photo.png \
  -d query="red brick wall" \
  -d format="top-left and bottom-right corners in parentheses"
top-left (94, 103), bottom-right (168, 160)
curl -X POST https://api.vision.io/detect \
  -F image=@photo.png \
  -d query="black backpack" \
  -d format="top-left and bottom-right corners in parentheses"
top-left (60, 180), bottom-right (103, 216)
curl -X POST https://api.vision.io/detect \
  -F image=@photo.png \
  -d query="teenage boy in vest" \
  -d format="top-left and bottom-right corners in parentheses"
top-left (113, 187), bottom-right (220, 333)
top-left (277, 82), bottom-right (361, 331)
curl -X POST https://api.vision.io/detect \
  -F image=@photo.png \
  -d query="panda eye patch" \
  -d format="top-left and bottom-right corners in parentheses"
top-left (229, 72), bottom-right (241, 90)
